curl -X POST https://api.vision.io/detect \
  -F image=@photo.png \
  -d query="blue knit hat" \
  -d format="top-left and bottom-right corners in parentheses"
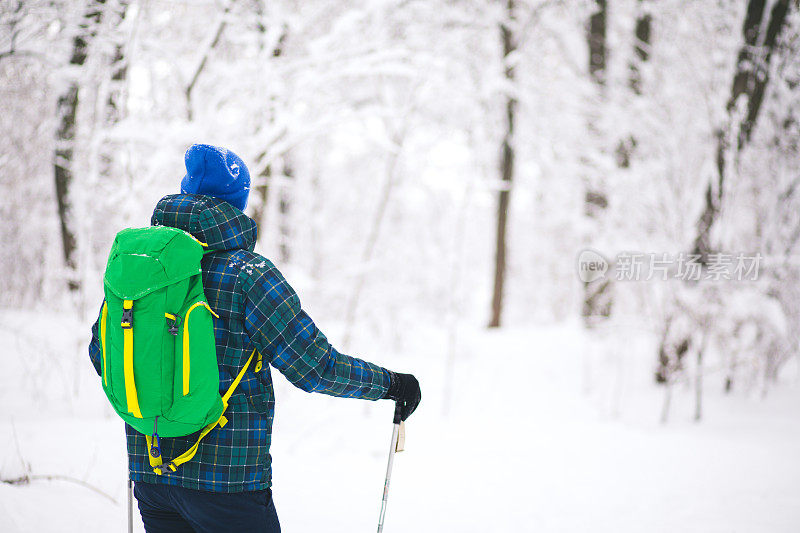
top-left (180, 144), bottom-right (251, 211)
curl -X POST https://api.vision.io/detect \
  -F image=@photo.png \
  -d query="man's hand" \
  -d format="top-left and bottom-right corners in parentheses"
top-left (384, 372), bottom-right (421, 421)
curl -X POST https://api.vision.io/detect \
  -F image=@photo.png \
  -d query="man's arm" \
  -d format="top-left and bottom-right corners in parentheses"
top-left (242, 258), bottom-right (390, 400)
top-left (88, 301), bottom-right (103, 377)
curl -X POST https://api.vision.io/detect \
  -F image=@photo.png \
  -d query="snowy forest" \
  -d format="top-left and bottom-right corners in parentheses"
top-left (2, 0), bottom-right (800, 531)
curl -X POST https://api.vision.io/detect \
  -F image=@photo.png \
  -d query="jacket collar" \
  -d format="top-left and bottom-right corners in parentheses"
top-left (151, 194), bottom-right (257, 252)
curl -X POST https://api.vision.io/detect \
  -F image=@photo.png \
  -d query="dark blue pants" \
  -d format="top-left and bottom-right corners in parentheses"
top-left (134, 482), bottom-right (281, 533)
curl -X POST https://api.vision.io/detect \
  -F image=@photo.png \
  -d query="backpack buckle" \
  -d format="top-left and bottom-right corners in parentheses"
top-left (166, 314), bottom-right (180, 335)
top-left (121, 307), bottom-right (133, 329)
top-left (154, 462), bottom-right (177, 475)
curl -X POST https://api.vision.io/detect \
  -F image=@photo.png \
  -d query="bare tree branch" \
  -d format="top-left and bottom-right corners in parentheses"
top-left (2, 474), bottom-right (119, 505)
top-left (185, 0), bottom-right (233, 120)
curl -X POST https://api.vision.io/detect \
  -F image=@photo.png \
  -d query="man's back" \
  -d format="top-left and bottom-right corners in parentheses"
top-left (91, 193), bottom-right (391, 492)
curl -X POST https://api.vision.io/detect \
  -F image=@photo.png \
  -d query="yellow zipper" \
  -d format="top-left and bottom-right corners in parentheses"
top-left (182, 302), bottom-right (219, 396)
top-left (100, 301), bottom-right (108, 386)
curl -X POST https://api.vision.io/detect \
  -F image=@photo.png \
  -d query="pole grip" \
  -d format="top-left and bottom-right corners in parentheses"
top-left (393, 401), bottom-right (403, 424)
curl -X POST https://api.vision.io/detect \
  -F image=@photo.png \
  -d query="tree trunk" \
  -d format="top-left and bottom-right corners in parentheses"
top-left (693, 0), bottom-right (791, 262)
top-left (54, 0), bottom-right (105, 292)
top-left (658, 0), bottom-right (793, 385)
top-left (277, 157), bottom-right (294, 265)
top-left (104, 4), bottom-right (129, 125)
top-left (694, 336), bottom-right (706, 422)
top-left (488, 0), bottom-right (517, 329)
top-left (627, 0), bottom-right (651, 96)
top-left (616, 0), bottom-right (651, 168)
top-left (250, 7), bottom-right (287, 242)
top-left (99, 1), bottom-right (130, 193)
top-left (342, 130), bottom-right (405, 349)
top-left (251, 161), bottom-right (271, 239)
top-left (581, 0), bottom-right (612, 328)
top-left (660, 379), bottom-right (672, 424)
top-left (587, 0), bottom-right (606, 87)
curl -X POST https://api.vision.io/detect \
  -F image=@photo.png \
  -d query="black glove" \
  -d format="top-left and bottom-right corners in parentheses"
top-left (384, 372), bottom-right (421, 421)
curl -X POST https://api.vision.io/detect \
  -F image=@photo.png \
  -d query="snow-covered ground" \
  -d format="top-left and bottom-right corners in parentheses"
top-left (1, 310), bottom-right (798, 532)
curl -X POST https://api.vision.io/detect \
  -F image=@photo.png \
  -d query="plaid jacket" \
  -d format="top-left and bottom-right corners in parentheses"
top-left (89, 194), bottom-right (391, 492)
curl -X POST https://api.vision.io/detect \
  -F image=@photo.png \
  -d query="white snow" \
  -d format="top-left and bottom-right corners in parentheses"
top-left (0, 312), bottom-right (798, 532)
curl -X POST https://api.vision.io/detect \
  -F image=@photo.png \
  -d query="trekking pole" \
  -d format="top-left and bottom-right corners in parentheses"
top-left (128, 475), bottom-right (133, 533)
top-left (377, 402), bottom-right (405, 533)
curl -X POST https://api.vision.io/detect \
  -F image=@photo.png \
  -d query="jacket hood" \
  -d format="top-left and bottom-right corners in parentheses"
top-left (151, 194), bottom-right (257, 252)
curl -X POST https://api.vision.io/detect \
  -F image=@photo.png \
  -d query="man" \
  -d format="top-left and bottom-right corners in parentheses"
top-left (88, 143), bottom-right (421, 532)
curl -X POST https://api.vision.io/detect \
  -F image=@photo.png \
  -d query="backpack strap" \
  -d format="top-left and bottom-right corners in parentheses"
top-left (122, 300), bottom-right (143, 418)
top-left (150, 349), bottom-right (257, 476)
top-left (100, 301), bottom-right (108, 387)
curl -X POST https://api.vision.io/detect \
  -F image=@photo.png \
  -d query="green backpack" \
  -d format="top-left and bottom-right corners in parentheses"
top-left (100, 225), bottom-right (256, 475)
